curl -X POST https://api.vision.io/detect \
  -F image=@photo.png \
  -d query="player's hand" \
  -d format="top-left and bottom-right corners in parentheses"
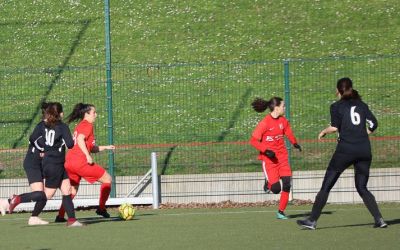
top-left (318, 131), bottom-right (326, 140)
top-left (264, 149), bottom-right (276, 159)
top-left (39, 152), bottom-right (45, 158)
top-left (293, 143), bottom-right (302, 152)
top-left (105, 145), bottom-right (115, 151)
top-left (86, 155), bottom-right (94, 165)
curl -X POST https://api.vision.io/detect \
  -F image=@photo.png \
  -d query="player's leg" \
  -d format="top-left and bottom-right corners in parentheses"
top-left (297, 152), bottom-right (352, 229)
top-left (59, 178), bottom-right (84, 227)
top-left (276, 176), bottom-right (291, 219)
top-left (77, 163), bottom-right (111, 218)
top-left (96, 171), bottom-right (112, 218)
top-left (262, 161), bottom-right (271, 193)
top-left (6, 161), bottom-right (45, 214)
top-left (354, 160), bottom-right (387, 228)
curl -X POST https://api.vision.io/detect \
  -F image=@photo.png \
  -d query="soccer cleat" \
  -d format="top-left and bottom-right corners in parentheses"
top-left (0, 199), bottom-right (10, 216)
top-left (374, 218), bottom-right (388, 228)
top-left (276, 210), bottom-right (288, 220)
top-left (67, 220), bottom-right (85, 227)
top-left (96, 208), bottom-right (110, 218)
top-left (28, 216), bottom-right (49, 226)
top-left (263, 179), bottom-right (271, 194)
top-left (55, 215), bottom-right (67, 223)
top-left (297, 218), bottom-right (317, 230)
top-left (8, 195), bottom-right (21, 214)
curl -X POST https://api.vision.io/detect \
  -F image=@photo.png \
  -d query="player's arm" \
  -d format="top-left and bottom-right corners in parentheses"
top-left (61, 124), bottom-right (74, 149)
top-left (91, 145), bottom-right (115, 153)
top-left (29, 123), bottom-right (44, 151)
top-left (249, 121), bottom-right (276, 157)
top-left (319, 103), bottom-right (340, 140)
top-left (76, 133), bottom-right (93, 164)
top-left (318, 125), bottom-right (338, 139)
top-left (283, 119), bottom-right (301, 151)
top-left (249, 120), bottom-right (268, 152)
top-left (365, 105), bottom-right (378, 134)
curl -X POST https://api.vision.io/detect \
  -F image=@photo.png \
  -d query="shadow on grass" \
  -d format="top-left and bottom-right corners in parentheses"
top-left (11, 19), bottom-right (93, 148)
top-left (288, 211), bottom-right (334, 219)
top-left (78, 216), bottom-right (138, 225)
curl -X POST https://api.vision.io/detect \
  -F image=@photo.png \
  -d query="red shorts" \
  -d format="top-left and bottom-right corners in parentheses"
top-left (65, 160), bottom-right (106, 186)
top-left (262, 158), bottom-right (292, 184)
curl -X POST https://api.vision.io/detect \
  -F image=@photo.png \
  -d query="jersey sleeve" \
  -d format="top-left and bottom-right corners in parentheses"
top-left (250, 120), bottom-right (268, 153)
top-left (61, 123), bottom-right (75, 149)
top-left (78, 121), bottom-right (93, 138)
top-left (365, 104), bottom-right (378, 132)
top-left (29, 122), bottom-right (44, 151)
top-left (330, 103), bottom-right (341, 129)
top-left (283, 118), bottom-right (297, 145)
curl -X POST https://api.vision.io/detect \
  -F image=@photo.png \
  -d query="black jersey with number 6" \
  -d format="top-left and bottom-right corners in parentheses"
top-left (330, 99), bottom-right (378, 154)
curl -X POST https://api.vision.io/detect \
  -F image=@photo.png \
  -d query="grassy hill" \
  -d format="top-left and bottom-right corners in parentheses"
top-left (1, 0), bottom-right (399, 67)
top-left (0, 1), bottom-right (399, 177)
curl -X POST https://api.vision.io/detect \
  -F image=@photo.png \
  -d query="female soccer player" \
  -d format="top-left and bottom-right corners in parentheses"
top-left (249, 97), bottom-right (302, 219)
top-left (0, 103), bottom-right (49, 225)
top-left (297, 77), bottom-right (387, 230)
top-left (55, 103), bottom-right (115, 222)
top-left (2, 102), bottom-right (83, 226)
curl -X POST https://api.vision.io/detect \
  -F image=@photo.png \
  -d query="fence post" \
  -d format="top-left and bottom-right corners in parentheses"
top-left (284, 60), bottom-right (291, 163)
top-left (104, 0), bottom-right (116, 197)
top-left (283, 60), bottom-right (294, 200)
top-left (151, 152), bottom-right (160, 209)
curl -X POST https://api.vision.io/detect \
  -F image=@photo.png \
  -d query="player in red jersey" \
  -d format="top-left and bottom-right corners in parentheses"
top-left (55, 103), bottom-right (115, 222)
top-left (249, 97), bottom-right (302, 219)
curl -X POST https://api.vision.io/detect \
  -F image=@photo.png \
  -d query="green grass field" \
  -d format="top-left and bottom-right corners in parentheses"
top-left (0, 203), bottom-right (399, 249)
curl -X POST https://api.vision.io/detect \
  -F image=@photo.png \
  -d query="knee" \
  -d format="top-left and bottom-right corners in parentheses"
top-left (281, 177), bottom-right (291, 192)
top-left (102, 172), bottom-right (112, 183)
top-left (355, 184), bottom-right (368, 196)
top-left (270, 182), bottom-right (281, 194)
top-left (32, 191), bottom-right (47, 201)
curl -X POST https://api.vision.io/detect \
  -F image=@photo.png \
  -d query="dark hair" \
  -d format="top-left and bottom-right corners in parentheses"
top-left (251, 97), bottom-right (283, 113)
top-left (40, 102), bottom-right (50, 118)
top-left (44, 102), bottom-right (63, 128)
top-left (337, 77), bottom-right (361, 100)
top-left (67, 103), bottom-right (95, 123)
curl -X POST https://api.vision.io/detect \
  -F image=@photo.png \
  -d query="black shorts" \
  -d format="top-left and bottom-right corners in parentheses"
top-left (23, 151), bottom-right (43, 184)
top-left (42, 157), bottom-right (69, 189)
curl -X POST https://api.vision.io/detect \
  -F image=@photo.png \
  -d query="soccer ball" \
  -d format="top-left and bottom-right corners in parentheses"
top-left (119, 203), bottom-right (135, 220)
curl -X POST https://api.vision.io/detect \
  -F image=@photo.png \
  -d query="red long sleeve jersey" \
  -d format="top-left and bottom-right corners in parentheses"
top-left (250, 114), bottom-right (297, 161)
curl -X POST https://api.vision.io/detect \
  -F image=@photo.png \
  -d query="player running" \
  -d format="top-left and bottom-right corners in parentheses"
top-left (250, 97), bottom-right (302, 219)
top-left (55, 103), bottom-right (115, 222)
top-left (2, 102), bottom-right (83, 226)
top-left (0, 103), bottom-right (49, 225)
top-left (297, 77), bottom-right (387, 230)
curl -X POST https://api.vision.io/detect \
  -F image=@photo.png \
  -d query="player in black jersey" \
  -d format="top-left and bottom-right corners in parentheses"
top-left (0, 103), bottom-right (49, 225)
top-left (297, 77), bottom-right (387, 230)
top-left (4, 103), bottom-right (83, 226)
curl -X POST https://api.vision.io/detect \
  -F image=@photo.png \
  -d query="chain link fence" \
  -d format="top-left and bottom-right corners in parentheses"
top-left (1, 56), bottom-right (399, 182)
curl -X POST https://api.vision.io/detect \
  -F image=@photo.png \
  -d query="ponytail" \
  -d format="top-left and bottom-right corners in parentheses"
top-left (252, 97), bottom-right (283, 113)
top-left (67, 103), bottom-right (94, 123)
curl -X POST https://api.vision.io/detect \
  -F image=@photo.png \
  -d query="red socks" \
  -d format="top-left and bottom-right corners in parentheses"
top-left (99, 183), bottom-right (111, 210)
top-left (279, 191), bottom-right (290, 212)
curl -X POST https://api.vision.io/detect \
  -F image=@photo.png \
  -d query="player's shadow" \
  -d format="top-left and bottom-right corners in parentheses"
top-left (78, 216), bottom-right (138, 225)
top-left (287, 211), bottom-right (334, 219)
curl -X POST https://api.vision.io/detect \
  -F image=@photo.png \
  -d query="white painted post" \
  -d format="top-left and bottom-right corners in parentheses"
top-left (151, 152), bottom-right (159, 209)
